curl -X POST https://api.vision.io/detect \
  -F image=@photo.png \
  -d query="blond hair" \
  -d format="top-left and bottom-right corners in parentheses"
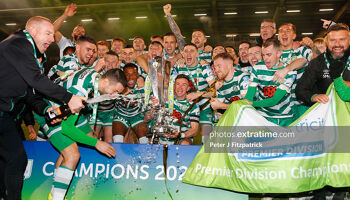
top-left (25, 16), bottom-right (52, 30)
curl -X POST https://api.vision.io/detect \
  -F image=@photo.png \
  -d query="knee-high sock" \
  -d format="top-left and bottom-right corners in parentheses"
top-left (139, 136), bottom-right (148, 144)
top-left (51, 165), bottom-right (74, 200)
top-left (113, 135), bottom-right (124, 143)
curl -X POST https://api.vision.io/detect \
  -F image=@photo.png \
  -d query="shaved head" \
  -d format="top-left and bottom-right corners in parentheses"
top-left (25, 16), bottom-right (54, 53)
top-left (25, 16), bottom-right (52, 30)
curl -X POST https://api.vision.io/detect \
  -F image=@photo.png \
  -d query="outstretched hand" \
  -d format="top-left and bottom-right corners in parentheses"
top-left (321, 19), bottom-right (334, 29)
top-left (95, 140), bottom-right (116, 158)
top-left (64, 3), bottom-right (77, 17)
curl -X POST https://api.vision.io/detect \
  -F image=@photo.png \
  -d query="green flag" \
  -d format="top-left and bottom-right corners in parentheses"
top-left (183, 85), bottom-right (350, 193)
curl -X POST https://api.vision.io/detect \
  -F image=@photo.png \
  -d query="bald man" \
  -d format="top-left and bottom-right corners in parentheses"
top-left (0, 16), bottom-right (86, 199)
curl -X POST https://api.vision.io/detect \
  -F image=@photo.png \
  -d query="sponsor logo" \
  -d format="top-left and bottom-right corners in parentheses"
top-left (322, 69), bottom-right (330, 79)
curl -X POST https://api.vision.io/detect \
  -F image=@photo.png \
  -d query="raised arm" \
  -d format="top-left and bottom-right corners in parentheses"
top-left (163, 4), bottom-right (186, 51)
top-left (136, 54), bottom-right (149, 74)
top-left (53, 3), bottom-right (77, 43)
top-left (273, 58), bottom-right (307, 83)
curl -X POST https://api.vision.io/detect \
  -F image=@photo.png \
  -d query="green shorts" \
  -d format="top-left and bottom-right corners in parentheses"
top-left (292, 103), bottom-right (310, 122)
top-left (113, 114), bottom-right (145, 128)
top-left (35, 114), bottom-right (91, 152)
top-left (89, 110), bottom-right (114, 127)
top-left (199, 105), bottom-right (214, 126)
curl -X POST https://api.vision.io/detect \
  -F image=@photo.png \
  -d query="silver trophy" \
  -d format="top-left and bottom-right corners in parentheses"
top-left (148, 56), bottom-right (176, 144)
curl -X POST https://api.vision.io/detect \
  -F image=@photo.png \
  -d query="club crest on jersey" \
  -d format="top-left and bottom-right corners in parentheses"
top-left (188, 79), bottom-right (198, 92)
top-left (229, 96), bottom-right (241, 102)
top-left (172, 109), bottom-right (182, 121)
top-left (263, 86), bottom-right (277, 98)
top-left (322, 69), bottom-right (330, 79)
top-left (233, 84), bottom-right (240, 92)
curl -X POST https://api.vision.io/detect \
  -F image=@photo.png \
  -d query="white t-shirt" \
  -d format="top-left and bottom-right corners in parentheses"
top-left (57, 36), bottom-right (75, 58)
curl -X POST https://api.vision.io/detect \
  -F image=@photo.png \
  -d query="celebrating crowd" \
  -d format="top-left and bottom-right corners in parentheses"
top-left (0, 2), bottom-right (349, 200)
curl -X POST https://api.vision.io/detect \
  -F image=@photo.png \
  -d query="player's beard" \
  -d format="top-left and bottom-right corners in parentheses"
top-left (329, 45), bottom-right (349, 59)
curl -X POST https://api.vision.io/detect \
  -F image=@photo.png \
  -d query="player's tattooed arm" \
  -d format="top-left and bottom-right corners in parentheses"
top-left (164, 4), bottom-right (186, 51)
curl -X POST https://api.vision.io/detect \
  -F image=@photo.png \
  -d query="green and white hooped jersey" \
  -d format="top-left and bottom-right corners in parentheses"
top-left (97, 100), bottom-right (115, 111)
top-left (198, 50), bottom-right (212, 63)
top-left (235, 65), bottom-right (253, 76)
top-left (115, 85), bottom-right (145, 118)
top-left (48, 53), bottom-right (84, 78)
top-left (249, 61), bottom-right (297, 119)
top-left (120, 61), bottom-right (148, 79)
top-left (280, 46), bottom-right (312, 65)
top-left (171, 63), bottom-right (214, 107)
top-left (167, 98), bottom-right (200, 133)
top-left (280, 46), bottom-right (312, 104)
top-left (163, 49), bottom-right (178, 60)
top-left (280, 46), bottom-right (312, 76)
top-left (60, 68), bottom-right (99, 98)
top-left (171, 63), bottom-right (214, 93)
top-left (38, 68), bottom-right (98, 128)
top-left (217, 69), bottom-right (250, 103)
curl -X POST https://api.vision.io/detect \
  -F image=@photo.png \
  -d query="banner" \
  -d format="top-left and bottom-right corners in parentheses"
top-left (182, 85), bottom-right (350, 193)
top-left (22, 142), bottom-right (248, 200)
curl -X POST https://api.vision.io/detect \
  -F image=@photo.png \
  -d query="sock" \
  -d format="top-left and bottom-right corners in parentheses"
top-left (51, 165), bottom-right (74, 200)
top-left (36, 136), bottom-right (47, 141)
top-left (138, 136), bottom-right (148, 144)
top-left (113, 135), bottom-right (124, 143)
top-left (50, 168), bottom-right (58, 191)
top-left (202, 136), bottom-right (206, 144)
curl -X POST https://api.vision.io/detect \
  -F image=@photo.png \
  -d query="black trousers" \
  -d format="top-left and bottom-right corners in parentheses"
top-left (0, 112), bottom-right (27, 200)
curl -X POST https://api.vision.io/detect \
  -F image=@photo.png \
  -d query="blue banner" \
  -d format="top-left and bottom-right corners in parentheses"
top-left (23, 141), bottom-right (247, 200)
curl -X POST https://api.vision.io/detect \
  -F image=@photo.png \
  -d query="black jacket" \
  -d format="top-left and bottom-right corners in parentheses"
top-left (238, 60), bottom-right (251, 68)
top-left (0, 30), bottom-right (72, 112)
top-left (255, 34), bottom-right (277, 46)
top-left (296, 51), bottom-right (350, 106)
top-left (11, 87), bottom-right (47, 121)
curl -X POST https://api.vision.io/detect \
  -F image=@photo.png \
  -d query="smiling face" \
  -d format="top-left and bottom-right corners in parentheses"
top-left (71, 26), bottom-right (85, 42)
top-left (326, 30), bottom-right (350, 59)
top-left (148, 43), bottom-right (163, 59)
top-left (191, 31), bottom-right (207, 50)
top-left (164, 35), bottom-right (177, 56)
top-left (104, 54), bottom-right (119, 71)
top-left (248, 46), bottom-right (262, 66)
top-left (121, 48), bottom-right (136, 63)
top-left (29, 20), bottom-right (55, 54)
top-left (278, 24), bottom-right (296, 50)
top-left (97, 44), bottom-right (109, 59)
top-left (174, 78), bottom-right (190, 100)
top-left (76, 41), bottom-right (96, 65)
top-left (124, 66), bottom-right (138, 89)
top-left (182, 45), bottom-right (199, 67)
top-left (238, 43), bottom-right (250, 63)
top-left (262, 44), bottom-right (281, 69)
top-left (133, 38), bottom-right (146, 51)
top-left (260, 21), bottom-right (276, 41)
top-left (111, 40), bottom-right (124, 55)
top-left (87, 47), bottom-right (97, 66)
